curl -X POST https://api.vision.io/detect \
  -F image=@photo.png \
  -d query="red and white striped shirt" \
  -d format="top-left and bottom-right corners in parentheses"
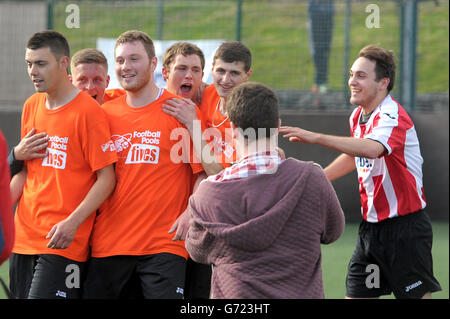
top-left (208, 150), bottom-right (283, 182)
top-left (349, 95), bottom-right (426, 223)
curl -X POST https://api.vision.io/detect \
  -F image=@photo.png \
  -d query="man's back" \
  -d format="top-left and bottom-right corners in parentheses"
top-left (186, 158), bottom-right (344, 298)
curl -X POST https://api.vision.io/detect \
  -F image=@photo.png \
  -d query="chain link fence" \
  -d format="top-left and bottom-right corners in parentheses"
top-left (0, 0), bottom-right (448, 111)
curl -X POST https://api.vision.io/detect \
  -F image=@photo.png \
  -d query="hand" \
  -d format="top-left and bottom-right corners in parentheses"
top-left (193, 81), bottom-right (208, 105)
top-left (276, 147), bottom-right (286, 160)
top-left (46, 218), bottom-right (78, 249)
top-left (162, 98), bottom-right (198, 129)
top-left (279, 126), bottom-right (319, 144)
top-left (168, 209), bottom-right (190, 241)
top-left (14, 128), bottom-right (49, 161)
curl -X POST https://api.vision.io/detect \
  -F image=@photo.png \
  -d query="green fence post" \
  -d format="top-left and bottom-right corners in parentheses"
top-left (47, 0), bottom-right (54, 30)
top-left (157, 0), bottom-right (164, 40)
top-left (399, 0), bottom-right (418, 111)
top-left (343, 0), bottom-right (351, 107)
top-left (236, 0), bottom-right (243, 41)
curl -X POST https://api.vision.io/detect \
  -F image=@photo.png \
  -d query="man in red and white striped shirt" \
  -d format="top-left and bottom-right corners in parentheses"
top-left (280, 45), bottom-right (441, 299)
top-left (348, 94), bottom-right (426, 223)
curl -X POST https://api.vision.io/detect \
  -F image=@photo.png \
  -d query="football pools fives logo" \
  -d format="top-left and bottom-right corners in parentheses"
top-left (42, 135), bottom-right (69, 169)
top-left (109, 125), bottom-right (280, 167)
top-left (112, 131), bottom-right (161, 164)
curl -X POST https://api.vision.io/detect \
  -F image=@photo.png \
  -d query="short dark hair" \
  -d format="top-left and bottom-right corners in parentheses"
top-left (358, 45), bottom-right (397, 92)
top-left (214, 41), bottom-right (252, 72)
top-left (227, 82), bottom-right (279, 140)
top-left (163, 42), bottom-right (205, 71)
top-left (26, 30), bottom-right (70, 60)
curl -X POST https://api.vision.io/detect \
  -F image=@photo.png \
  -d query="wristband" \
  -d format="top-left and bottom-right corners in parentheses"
top-left (8, 147), bottom-right (24, 178)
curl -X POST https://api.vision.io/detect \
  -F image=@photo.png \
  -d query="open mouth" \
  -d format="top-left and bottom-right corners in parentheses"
top-left (180, 84), bottom-right (192, 94)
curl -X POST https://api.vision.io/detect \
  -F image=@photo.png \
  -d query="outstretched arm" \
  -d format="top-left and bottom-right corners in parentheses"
top-left (279, 125), bottom-right (385, 159)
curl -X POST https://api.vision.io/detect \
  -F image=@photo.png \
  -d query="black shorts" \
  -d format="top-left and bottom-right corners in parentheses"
top-left (184, 257), bottom-right (212, 299)
top-left (9, 253), bottom-right (86, 299)
top-left (346, 210), bottom-right (442, 299)
top-left (83, 253), bottom-right (186, 299)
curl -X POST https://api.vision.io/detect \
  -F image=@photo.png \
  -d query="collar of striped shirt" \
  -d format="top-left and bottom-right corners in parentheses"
top-left (209, 150), bottom-right (283, 182)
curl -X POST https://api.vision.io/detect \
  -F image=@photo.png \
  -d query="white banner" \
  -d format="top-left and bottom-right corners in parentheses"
top-left (96, 38), bottom-right (224, 90)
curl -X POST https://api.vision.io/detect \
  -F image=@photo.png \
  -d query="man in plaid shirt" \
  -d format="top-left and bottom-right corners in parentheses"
top-left (185, 82), bottom-right (344, 298)
top-left (210, 150), bottom-right (283, 182)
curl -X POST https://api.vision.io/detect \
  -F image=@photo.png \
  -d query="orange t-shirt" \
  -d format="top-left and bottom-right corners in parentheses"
top-left (199, 84), bottom-right (236, 168)
top-left (104, 88), bottom-right (126, 103)
top-left (90, 89), bottom-right (204, 258)
top-left (13, 91), bottom-right (118, 262)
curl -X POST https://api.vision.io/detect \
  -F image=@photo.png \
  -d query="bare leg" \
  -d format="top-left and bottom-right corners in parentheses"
top-left (421, 292), bottom-right (432, 299)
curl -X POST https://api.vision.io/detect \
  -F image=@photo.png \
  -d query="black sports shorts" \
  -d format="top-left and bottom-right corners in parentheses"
top-left (83, 253), bottom-right (186, 299)
top-left (346, 210), bottom-right (442, 299)
top-left (184, 257), bottom-right (212, 299)
top-left (9, 253), bottom-right (85, 299)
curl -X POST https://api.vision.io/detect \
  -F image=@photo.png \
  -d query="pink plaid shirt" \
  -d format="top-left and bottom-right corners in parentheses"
top-left (209, 150), bottom-right (283, 182)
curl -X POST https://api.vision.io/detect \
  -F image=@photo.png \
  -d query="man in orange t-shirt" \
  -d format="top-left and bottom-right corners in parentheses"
top-left (70, 47), bottom-right (126, 105)
top-left (9, 31), bottom-right (117, 299)
top-left (8, 48), bottom-right (125, 177)
top-left (162, 41), bottom-right (253, 176)
top-left (83, 30), bottom-right (206, 299)
top-left (159, 42), bottom-right (213, 299)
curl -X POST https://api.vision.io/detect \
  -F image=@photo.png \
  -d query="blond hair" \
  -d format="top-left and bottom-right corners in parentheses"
top-left (71, 48), bottom-right (108, 73)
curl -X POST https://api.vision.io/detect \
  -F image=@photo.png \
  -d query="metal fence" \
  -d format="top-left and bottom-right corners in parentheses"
top-left (0, 0), bottom-right (448, 111)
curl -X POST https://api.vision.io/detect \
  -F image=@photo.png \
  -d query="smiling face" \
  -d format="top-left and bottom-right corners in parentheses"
top-left (115, 40), bottom-right (156, 93)
top-left (25, 47), bottom-right (67, 94)
top-left (162, 53), bottom-right (203, 100)
top-left (348, 57), bottom-right (388, 111)
top-left (212, 59), bottom-right (252, 100)
top-left (71, 63), bottom-right (109, 104)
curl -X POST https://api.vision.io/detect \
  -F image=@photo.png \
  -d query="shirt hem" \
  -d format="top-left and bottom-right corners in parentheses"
top-left (12, 248), bottom-right (88, 262)
top-left (91, 248), bottom-right (189, 259)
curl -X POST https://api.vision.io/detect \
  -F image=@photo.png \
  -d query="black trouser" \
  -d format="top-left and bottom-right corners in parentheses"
top-left (184, 257), bottom-right (212, 299)
top-left (9, 253), bottom-right (85, 299)
top-left (83, 253), bottom-right (186, 299)
top-left (346, 210), bottom-right (442, 299)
